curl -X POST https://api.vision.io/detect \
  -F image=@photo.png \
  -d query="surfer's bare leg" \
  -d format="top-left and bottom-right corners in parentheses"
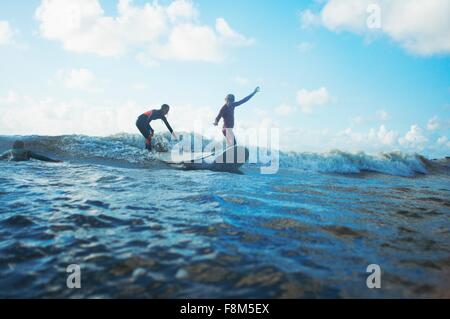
top-left (222, 128), bottom-right (237, 146)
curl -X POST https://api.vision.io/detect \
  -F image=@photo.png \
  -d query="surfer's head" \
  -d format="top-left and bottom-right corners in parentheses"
top-left (12, 140), bottom-right (25, 150)
top-left (225, 94), bottom-right (235, 105)
top-left (161, 104), bottom-right (170, 115)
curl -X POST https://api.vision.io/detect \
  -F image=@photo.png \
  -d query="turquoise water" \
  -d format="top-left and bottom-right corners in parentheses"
top-left (0, 135), bottom-right (449, 298)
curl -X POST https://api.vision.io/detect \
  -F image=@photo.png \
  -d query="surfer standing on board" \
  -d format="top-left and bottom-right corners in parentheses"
top-left (136, 104), bottom-right (178, 151)
top-left (214, 87), bottom-right (260, 146)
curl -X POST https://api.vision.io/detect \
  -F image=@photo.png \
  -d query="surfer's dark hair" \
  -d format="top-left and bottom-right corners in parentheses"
top-left (13, 140), bottom-right (25, 149)
top-left (161, 104), bottom-right (170, 113)
top-left (226, 94), bottom-right (235, 103)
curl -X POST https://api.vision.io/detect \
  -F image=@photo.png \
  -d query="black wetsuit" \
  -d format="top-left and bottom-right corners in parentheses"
top-left (0, 149), bottom-right (60, 162)
top-left (136, 109), bottom-right (174, 150)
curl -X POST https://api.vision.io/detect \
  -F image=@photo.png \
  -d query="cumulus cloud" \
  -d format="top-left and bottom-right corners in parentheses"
top-left (296, 87), bottom-right (331, 113)
top-left (1, 90), bottom-right (446, 156)
top-left (352, 110), bottom-right (390, 125)
top-left (0, 21), bottom-right (14, 45)
top-left (437, 136), bottom-right (448, 146)
top-left (427, 116), bottom-right (440, 131)
top-left (150, 23), bottom-right (223, 62)
top-left (275, 104), bottom-right (295, 116)
top-left (0, 93), bottom-right (150, 136)
top-left (369, 125), bottom-right (398, 145)
top-left (340, 125), bottom-right (398, 148)
top-left (35, 0), bottom-right (253, 62)
top-left (0, 90), bottom-right (18, 104)
top-left (135, 52), bottom-right (160, 67)
top-left (0, 90), bottom-right (220, 138)
top-left (399, 124), bottom-right (429, 149)
top-left (215, 18), bottom-right (254, 47)
top-left (56, 68), bottom-right (100, 92)
top-left (35, 0), bottom-right (167, 57)
top-left (151, 18), bottom-right (253, 62)
top-left (376, 110), bottom-right (389, 121)
top-left (300, 0), bottom-right (450, 56)
top-left (426, 116), bottom-right (450, 132)
top-left (166, 0), bottom-right (198, 23)
top-left (299, 9), bottom-right (321, 29)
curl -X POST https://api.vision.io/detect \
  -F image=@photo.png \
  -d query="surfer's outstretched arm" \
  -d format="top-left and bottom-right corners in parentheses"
top-left (234, 87), bottom-right (260, 107)
top-left (29, 152), bottom-right (61, 163)
top-left (162, 117), bottom-right (177, 140)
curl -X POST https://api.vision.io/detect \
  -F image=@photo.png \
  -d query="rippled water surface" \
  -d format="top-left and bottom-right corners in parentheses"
top-left (1, 160), bottom-right (449, 299)
top-left (0, 135), bottom-right (449, 298)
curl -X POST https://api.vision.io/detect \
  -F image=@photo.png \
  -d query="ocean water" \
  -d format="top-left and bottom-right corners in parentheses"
top-left (0, 134), bottom-right (449, 298)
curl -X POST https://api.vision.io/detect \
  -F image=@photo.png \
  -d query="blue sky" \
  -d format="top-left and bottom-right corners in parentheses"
top-left (0, 0), bottom-right (449, 156)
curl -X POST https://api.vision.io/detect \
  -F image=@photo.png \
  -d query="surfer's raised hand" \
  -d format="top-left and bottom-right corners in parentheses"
top-left (213, 122), bottom-right (218, 126)
top-left (172, 132), bottom-right (178, 141)
top-left (254, 87), bottom-right (260, 94)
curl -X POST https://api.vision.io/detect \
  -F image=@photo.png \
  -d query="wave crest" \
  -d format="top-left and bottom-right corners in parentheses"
top-left (0, 134), bottom-right (446, 177)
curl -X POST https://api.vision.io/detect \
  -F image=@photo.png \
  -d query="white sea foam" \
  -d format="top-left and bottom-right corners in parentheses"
top-left (0, 134), bottom-right (438, 177)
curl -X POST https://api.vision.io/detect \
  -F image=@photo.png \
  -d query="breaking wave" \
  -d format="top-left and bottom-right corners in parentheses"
top-left (0, 133), bottom-right (448, 177)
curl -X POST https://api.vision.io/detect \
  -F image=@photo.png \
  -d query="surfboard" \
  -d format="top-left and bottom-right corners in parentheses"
top-left (157, 145), bottom-right (249, 172)
top-left (156, 151), bottom-right (214, 164)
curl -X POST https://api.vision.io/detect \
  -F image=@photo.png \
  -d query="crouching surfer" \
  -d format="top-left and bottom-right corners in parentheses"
top-left (136, 104), bottom-right (178, 151)
top-left (214, 87), bottom-right (260, 146)
top-left (0, 140), bottom-right (62, 163)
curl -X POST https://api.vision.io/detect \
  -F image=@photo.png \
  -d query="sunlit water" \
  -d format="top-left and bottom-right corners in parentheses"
top-left (0, 135), bottom-right (449, 298)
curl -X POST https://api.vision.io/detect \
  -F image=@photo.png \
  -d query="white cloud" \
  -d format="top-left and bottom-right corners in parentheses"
top-left (426, 116), bottom-right (450, 132)
top-left (296, 87), bottom-right (331, 113)
top-left (35, 0), bottom-right (252, 62)
top-left (376, 110), bottom-right (389, 121)
top-left (0, 21), bottom-right (14, 45)
top-left (131, 83), bottom-right (149, 91)
top-left (151, 18), bottom-right (253, 62)
top-left (167, 0), bottom-right (198, 23)
top-left (341, 125), bottom-right (398, 147)
top-left (35, 0), bottom-right (167, 57)
top-left (136, 52), bottom-right (160, 67)
top-left (299, 9), bottom-right (321, 29)
top-left (371, 125), bottom-right (398, 145)
top-left (437, 136), bottom-right (448, 145)
top-left (427, 116), bottom-right (440, 131)
top-left (0, 90), bottom-right (18, 104)
top-left (56, 68), bottom-right (100, 92)
top-left (0, 94), bottom-right (147, 136)
top-left (351, 116), bottom-right (365, 125)
top-left (150, 23), bottom-right (223, 62)
top-left (0, 91), bottom-right (219, 138)
top-left (321, 0), bottom-right (370, 34)
top-left (233, 76), bottom-right (249, 86)
top-left (1, 91), bottom-right (446, 156)
top-left (352, 110), bottom-right (390, 125)
top-left (301, 0), bottom-right (450, 56)
top-left (215, 18), bottom-right (254, 47)
top-left (382, 0), bottom-right (450, 56)
top-left (297, 42), bottom-right (314, 53)
top-left (275, 104), bottom-right (295, 116)
top-left (399, 124), bottom-right (429, 149)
